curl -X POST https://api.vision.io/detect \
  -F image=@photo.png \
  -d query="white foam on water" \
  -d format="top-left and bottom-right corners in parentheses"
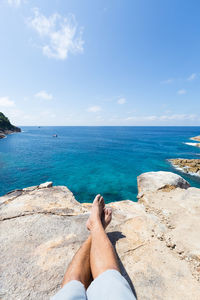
top-left (187, 171), bottom-right (200, 177)
top-left (169, 161), bottom-right (200, 178)
top-left (184, 142), bottom-right (200, 147)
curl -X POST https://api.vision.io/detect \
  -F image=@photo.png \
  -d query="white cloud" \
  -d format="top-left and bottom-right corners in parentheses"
top-left (117, 97), bottom-right (126, 104)
top-left (159, 114), bottom-right (197, 121)
top-left (87, 106), bottom-right (102, 113)
top-left (28, 8), bottom-right (84, 60)
top-left (0, 96), bottom-right (15, 107)
top-left (35, 90), bottom-right (53, 100)
top-left (177, 89), bottom-right (186, 95)
top-left (125, 114), bottom-right (197, 122)
top-left (145, 115), bottom-right (157, 120)
top-left (187, 73), bottom-right (196, 81)
top-left (125, 116), bottom-right (136, 121)
top-left (40, 110), bottom-right (56, 118)
top-left (125, 115), bottom-right (157, 121)
top-left (6, 0), bottom-right (25, 6)
top-left (161, 78), bottom-right (173, 84)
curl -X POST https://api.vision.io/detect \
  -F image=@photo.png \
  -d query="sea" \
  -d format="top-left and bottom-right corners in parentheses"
top-left (0, 126), bottom-right (200, 203)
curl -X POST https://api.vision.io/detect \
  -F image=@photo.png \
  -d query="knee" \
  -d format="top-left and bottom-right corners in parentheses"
top-left (62, 272), bottom-right (82, 287)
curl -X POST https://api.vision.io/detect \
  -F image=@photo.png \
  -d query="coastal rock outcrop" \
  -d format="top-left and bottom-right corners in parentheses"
top-left (0, 112), bottom-right (21, 138)
top-left (137, 171), bottom-right (190, 197)
top-left (0, 132), bottom-right (6, 139)
top-left (0, 172), bottom-right (200, 299)
top-left (169, 158), bottom-right (200, 176)
top-left (190, 135), bottom-right (200, 142)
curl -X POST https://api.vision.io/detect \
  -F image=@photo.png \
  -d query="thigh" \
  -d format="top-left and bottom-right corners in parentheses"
top-left (51, 280), bottom-right (87, 300)
top-left (86, 269), bottom-right (136, 300)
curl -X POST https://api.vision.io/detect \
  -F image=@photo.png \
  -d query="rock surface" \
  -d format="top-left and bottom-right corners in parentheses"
top-left (0, 172), bottom-right (200, 299)
top-left (0, 112), bottom-right (21, 138)
top-left (169, 158), bottom-right (200, 176)
top-left (137, 171), bottom-right (190, 197)
top-left (0, 132), bottom-right (6, 139)
top-left (190, 135), bottom-right (200, 142)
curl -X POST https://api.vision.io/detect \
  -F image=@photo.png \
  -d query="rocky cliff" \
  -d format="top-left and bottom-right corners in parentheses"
top-left (0, 173), bottom-right (200, 300)
top-left (0, 112), bottom-right (21, 138)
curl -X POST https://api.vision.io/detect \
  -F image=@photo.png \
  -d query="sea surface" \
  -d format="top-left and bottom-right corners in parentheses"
top-left (0, 126), bottom-right (200, 203)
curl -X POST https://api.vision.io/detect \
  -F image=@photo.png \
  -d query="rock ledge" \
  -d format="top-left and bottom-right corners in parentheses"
top-left (0, 173), bottom-right (200, 300)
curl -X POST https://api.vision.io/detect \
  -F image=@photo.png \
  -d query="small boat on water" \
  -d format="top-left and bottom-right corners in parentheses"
top-left (52, 134), bottom-right (58, 137)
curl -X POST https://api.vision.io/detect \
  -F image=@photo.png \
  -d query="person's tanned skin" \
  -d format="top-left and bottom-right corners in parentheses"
top-left (62, 194), bottom-right (119, 289)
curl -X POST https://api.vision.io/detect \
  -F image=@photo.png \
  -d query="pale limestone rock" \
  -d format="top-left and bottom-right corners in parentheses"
top-left (23, 185), bottom-right (38, 192)
top-left (137, 171), bottom-right (190, 197)
top-left (0, 190), bottom-right (23, 205)
top-left (138, 172), bottom-right (200, 287)
top-left (0, 175), bottom-right (200, 300)
top-left (39, 182), bottom-right (53, 189)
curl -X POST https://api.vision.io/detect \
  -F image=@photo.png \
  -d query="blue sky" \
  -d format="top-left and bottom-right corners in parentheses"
top-left (0, 0), bottom-right (200, 126)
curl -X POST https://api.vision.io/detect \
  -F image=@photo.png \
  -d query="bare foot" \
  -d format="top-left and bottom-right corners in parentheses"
top-left (86, 194), bottom-right (105, 230)
top-left (102, 207), bottom-right (112, 229)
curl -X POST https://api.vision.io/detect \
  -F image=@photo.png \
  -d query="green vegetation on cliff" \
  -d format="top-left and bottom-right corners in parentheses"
top-left (0, 112), bottom-right (21, 133)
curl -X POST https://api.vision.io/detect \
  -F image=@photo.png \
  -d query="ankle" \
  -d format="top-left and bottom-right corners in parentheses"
top-left (90, 220), bottom-right (104, 232)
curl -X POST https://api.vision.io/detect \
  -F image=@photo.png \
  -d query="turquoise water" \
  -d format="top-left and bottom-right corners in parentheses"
top-left (0, 126), bottom-right (200, 203)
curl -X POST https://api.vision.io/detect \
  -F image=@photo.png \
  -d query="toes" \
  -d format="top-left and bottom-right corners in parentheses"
top-left (99, 196), bottom-right (105, 208)
top-left (103, 207), bottom-right (112, 228)
top-left (105, 207), bottom-right (112, 215)
top-left (93, 194), bottom-right (101, 204)
top-left (107, 207), bottom-right (112, 215)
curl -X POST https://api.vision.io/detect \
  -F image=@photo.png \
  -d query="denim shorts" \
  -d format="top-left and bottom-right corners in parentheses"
top-left (51, 269), bottom-right (136, 300)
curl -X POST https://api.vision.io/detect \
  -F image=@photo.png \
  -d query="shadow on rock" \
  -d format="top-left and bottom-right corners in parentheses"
top-left (108, 231), bottom-right (138, 299)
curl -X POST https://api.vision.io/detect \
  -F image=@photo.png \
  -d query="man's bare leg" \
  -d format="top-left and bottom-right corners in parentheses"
top-left (87, 195), bottom-right (120, 279)
top-left (62, 194), bottom-right (112, 289)
top-left (61, 235), bottom-right (92, 289)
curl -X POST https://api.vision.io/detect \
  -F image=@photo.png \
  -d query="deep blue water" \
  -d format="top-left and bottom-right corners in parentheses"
top-left (0, 126), bottom-right (200, 203)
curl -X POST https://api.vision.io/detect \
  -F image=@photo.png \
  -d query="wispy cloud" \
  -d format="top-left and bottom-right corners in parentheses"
top-left (117, 97), bottom-right (126, 104)
top-left (40, 110), bottom-right (56, 119)
top-left (161, 78), bottom-right (173, 84)
top-left (35, 90), bottom-right (53, 100)
top-left (187, 73), bottom-right (196, 81)
top-left (0, 96), bottom-right (15, 107)
top-left (6, 0), bottom-right (25, 7)
top-left (161, 73), bottom-right (197, 84)
top-left (125, 116), bottom-right (136, 121)
top-left (87, 106), bottom-right (102, 113)
top-left (27, 8), bottom-right (84, 60)
top-left (159, 114), bottom-right (197, 121)
top-left (125, 115), bottom-right (157, 121)
top-left (125, 114), bottom-right (197, 122)
top-left (177, 89), bottom-right (186, 95)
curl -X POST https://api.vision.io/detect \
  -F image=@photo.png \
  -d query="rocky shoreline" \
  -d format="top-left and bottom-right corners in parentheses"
top-left (169, 158), bottom-right (200, 176)
top-left (184, 135), bottom-right (200, 148)
top-left (0, 129), bottom-right (21, 139)
top-left (190, 135), bottom-right (200, 142)
top-left (1, 172), bottom-right (200, 299)
top-left (169, 134), bottom-right (200, 177)
top-left (0, 132), bottom-right (6, 138)
top-left (0, 112), bottom-right (21, 139)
